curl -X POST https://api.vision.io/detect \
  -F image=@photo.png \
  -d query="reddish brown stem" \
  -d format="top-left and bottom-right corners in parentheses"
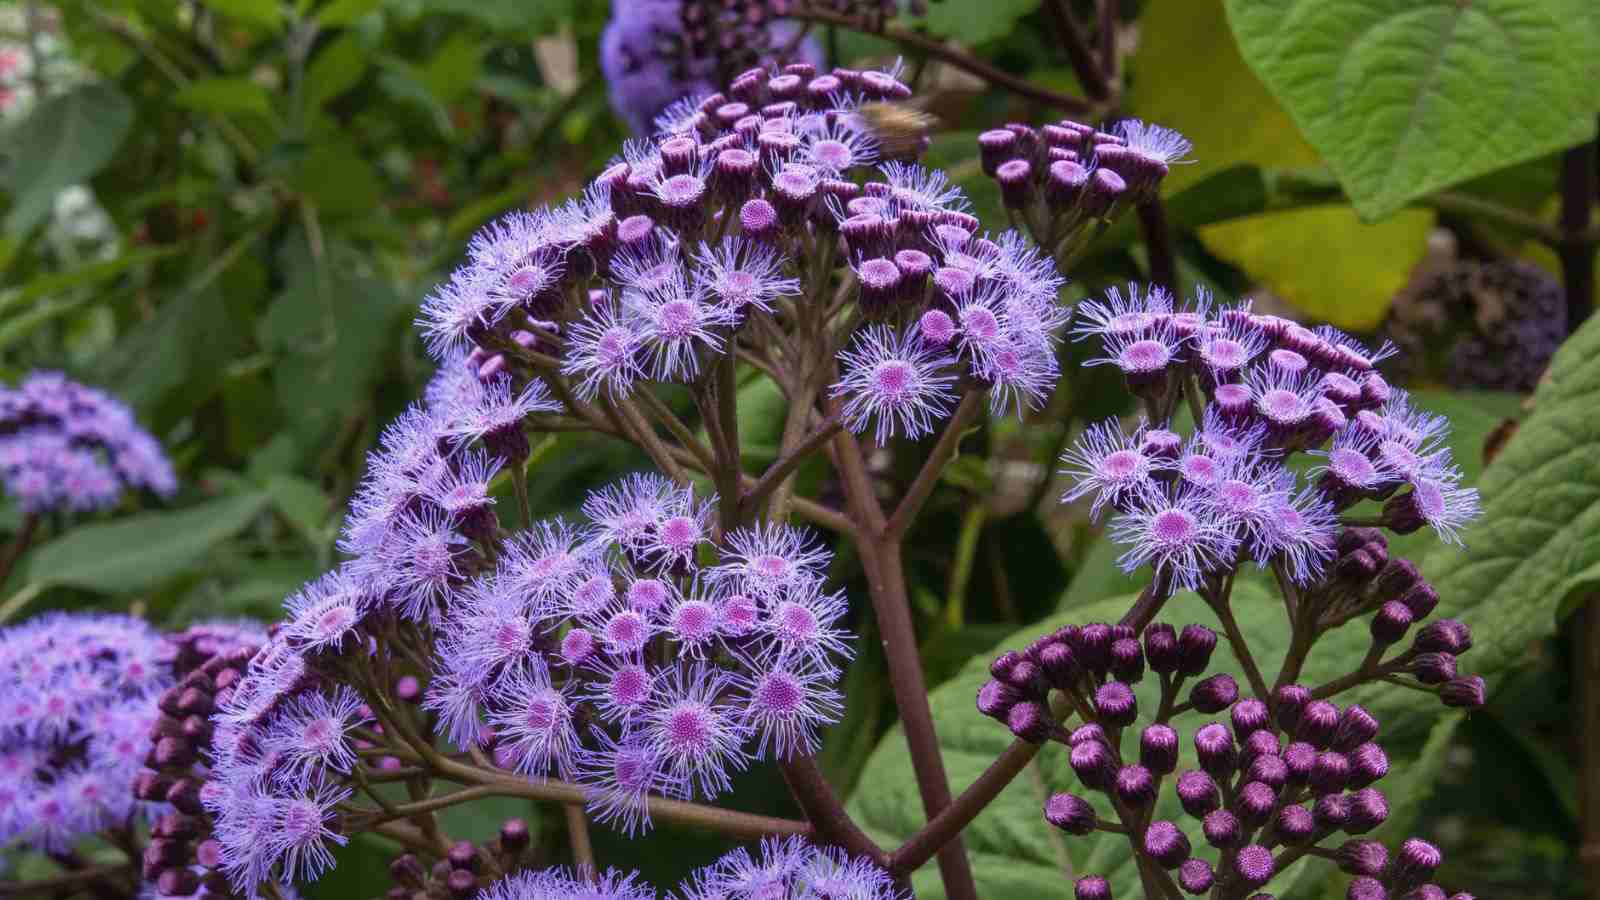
top-left (0, 513), bottom-right (38, 589)
top-left (885, 391), bottom-right (982, 541)
top-left (777, 756), bottom-right (887, 865)
top-left (1043, 0), bottom-right (1113, 102)
top-left (1137, 198), bottom-right (1178, 297)
top-left (1559, 137), bottom-right (1597, 332)
top-left (888, 739), bottom-right (1042, 875)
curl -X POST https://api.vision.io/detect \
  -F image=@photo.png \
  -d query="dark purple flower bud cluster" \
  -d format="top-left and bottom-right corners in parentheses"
top-left (980, 618), bottom-right (1474, 897)
top-left (980, 118), bottom-right (1189, 246)
top-left (380, 823), bottom-right (533, 900)
top-left (0, 370), bottom-right (177, 514)
top-left (0, 613), bottom-right (255, 881)
top-left (416, 62), bottom-right (1094, 455)
top-left (1060, 286), bottom-right (1481, 594)
top-left (600, 0), bottom-right (821, 134)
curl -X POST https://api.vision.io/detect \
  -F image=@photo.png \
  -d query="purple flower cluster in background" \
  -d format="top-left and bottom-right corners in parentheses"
top-left (600, 0), bottom-right (820, 134)
top-left (0, 371), bottom-right (176, 514)
top-left (0, 614), bottom-right (259, 877)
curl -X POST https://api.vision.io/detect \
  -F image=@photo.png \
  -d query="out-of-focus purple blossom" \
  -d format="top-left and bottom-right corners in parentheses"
top-left (0, 371), bottom-right (176, 514)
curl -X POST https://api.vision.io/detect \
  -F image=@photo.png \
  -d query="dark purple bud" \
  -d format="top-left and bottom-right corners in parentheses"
top-left (1194, 723), bottom-right (1238, 778)
top-left (1337, 839), bottom-right (1389, 876)
top-left (1076, 623), bottom-right (1114, 673)
top-left (1070, 738), bottom-right (1116, 789)
top-left (1115, 764), bottom-right (1157, 807)
top-left (446, 840), bottom-right (478, 872)
top-left (1177, 858), bottom-right (1213, 895)
top-left (392, 854), bottom-right (427, 888)
top-left (977, 679), bottom-right (1021, 720)
top-left (1336, 548), bottom-right (1383, 582)
top-left (1094, 681), bottom-right (1138, 727)
top-left (996, 159), bottom-right (1035, 209)
top-left (134, 771), bottom-right (172, 801)
top-left (1284, 741), bottom-right (1316, 787)
top-left (1235, 781), bottom-right (1276, 826)
top-left (1274, 804), bottom-right (1316, 845)
top-left (1045, 792), bottom-right (1097, 835)
top-left (446, 868), bottom-right (477, 899)
top-left (1234, 844), bottom-right (1275, 888)
top-left (1231, 698), bottom-right (1271, 739)
top-left (1190, 674), bottom-right (1238, 714)
top-left (1410, 652), bottom-right (1457, 685)
top-left (195, 838), bottom-right (222, 870)
top-left (152, 814), bottom-right (200, 839)
top-left (1202, 809), bottom-right (1242, 848)
top-left (1039, 642), bottom-right (1082, 691)
top-left (1347, 877), bottom-right (1388, 900)
top-left (1109, 638), bottom-right (1145, 684)
top-left (1393, 837), bottom-right (1443, 885)
top-left (1242, 729), bottom-right (1281, 765)
top-left (1248, 754), bottom-right (1289, 791)
top-left (1348, 742), bottom-right (1390, 788)
top-left (1046, 159), bottom-right (1090, 210)
top-left (1074, 875), bottom-right (1113, 900)
top-left (1172, 772), bottom-right (1218, 820)
top-left (1441, 675), bottom-right (1487, 709)
top-left (1400, 582), bottom-right (1440, 618)
top-left (1070, 723), bottom-right (1107, 746)
top-left (1314, 791), bottom-right (1352, 830)
top-left (712, 147), bottom-right (759, 199)
top-left (1403, 888), bottom-right (1447, 900)
top-left (1413, 620), bottom-right (1471, 655)
top-left (157, 869), bottom-right (200, 897)
top-left (1143, 820), bottom-right (1191, 869)
top-left (1004, 659), bottom-right (1047, 696)
top-left (1334, 706), bottom-right (1380, 752)
top-left (1007, 701), bottom-right (1053, 744)
top-left (165, 779), bottom-right (203, 815)
top-left (1274, 684), bottom-right (1311, 732)
top-left (1311, 750), bottom-right (1351, 795)
top-left (1345, 787), bottom-right (1390, 834)
top-left (153, 735), bottom-right (195, 768)
top-left (1140, 724), bottom-right (1180, 775)
top-left (1374, 558), bottom-right (1422, 596)
top-left (1212, 382), bottom-right (1253, 420)
top-left (395, 675), bottom-right (422, 703)
top-left (1145, 623), bottom-right (1180, 673)
top-left (1081, 168), bottom-right (1126, 218)
top-left (1176, 625), bottom-right (1218, 676)
top-left (1296, 700), bottom-right (1340, 748)
top-left (1370, 601), bottom-right (1414, 646)
top-left (978, 129), bottom-right (1019, 176)
top-left (991, 650), bottom-right (1023, 680)
top-left (499, 817), bottom-right (529, 852)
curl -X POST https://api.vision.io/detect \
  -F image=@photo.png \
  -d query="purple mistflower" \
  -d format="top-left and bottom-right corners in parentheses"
top-left (1247, 366), bottom-right (1322, 436)
top-left (367, 508), bottom-right (468, 624)
top-left (417, 267), bottom-right (503, 362)
top-left (582, 472), bottom-right (681, 552)
top-left (1059, 420), bottom-right (1168, 520)
top-left (801, 114), bottom-right (881, 175)
top-left (627, 281), bottom-right (737, 382)
top-left (978, 334), bottom-right (1058, 418)
top-left (576, 730), bottom-right (663, 836)
top-left (878, 161), bottom-right (970, 214)
top-left (644, 663), bottom-right (749, 799)
top-left (281, 568), bottom-right (369, 655)
top-left (709, 522), bottom-right (831, 597)
top-left (584, 656), bottom-right (658, 724)
top-left (740, 657), bottom-right (846, 759)
top-left (759, 583), bottom-right (854, 666)
top-left (488, 662), bottom-right (579, 780)
top-left (442, 374), bottom-right (558, 448)
top-left (1259, 482), bottom-right (1339, 583)
top-left (422, 668), bottom-right (490, 751)
top-left (269, 687), bottom-right (368, 785)
top-left (563, 302), bottom-right (646, 401)
top-left (436, 582), bottom-right (539, 684)
top-left (833, 324), bottom-right (959, 443)
top-left (498, 518), bottom-right (593, 606)
top-left (265, 782), bottom-right (352, 888)
top-left (1086, 312), bottom-right (1185, 384)
top-left (682, 836), bottom-right (906, 900)
top-left (1195, 312), bottom-right (1268, 379)
top-left (1110, 481), bottom-right (1238, 589)
top-left (641, 490), bottom-right (714, 571)
top-left (1392, 476), bottom-right (1481, 546)
top-left (479, 867), bottom-right (655, 900)
top-left (1070, 282), bottom-right (1174, 343)
top-left (693, 237), bottom-right (800, 315)
top-left (664, 594), bottom-right (723, 655)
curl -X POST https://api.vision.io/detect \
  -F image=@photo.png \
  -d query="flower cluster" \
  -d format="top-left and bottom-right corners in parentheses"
top-left (0, 371), bottom-right (177, 514)
top-left (1382, 259), bottom-right (1566, 392)
top-left (600, 0), bottom-right (820, 134)
top-left (416, 61), bottom-right (1094, 450)
top-left (1061, 285), bottom-right (1480, 594)
top-left (978, 616), bottom-right (1479, 898)
top-left (452, 837), bottom-right (904, 899)
top-left (0, 612), bottom-right (256, 888)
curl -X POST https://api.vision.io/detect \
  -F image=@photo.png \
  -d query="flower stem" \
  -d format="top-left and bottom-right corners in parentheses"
top-left (0, 513), bottom-right (38, 591)
top-left (885, 390), bottom-right (982, 541)
top-left (888, 739), bottom-right (1041, 875)
top-left (565, 804), bottom-right (596, 875)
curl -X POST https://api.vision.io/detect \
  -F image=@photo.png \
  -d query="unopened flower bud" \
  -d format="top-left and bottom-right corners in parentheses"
top-left (1337, 839), bottom-right (1389, 877)
top-left (1203, 809), bottom-right (1241, 848)
top-left (1143, 820), bottom-right (1190, 869)
top-left (1005, 659), bottom-right (1047, 697)
top-left (1075, 875), bottom-right (1113, 900)
top-left (446, 868), bottom-right (478, 899)
top-left (1070, 739), bottom-right (1116, 789)
top-left (1231, 698), bottom-right (1270, 738)
top-left (977, 679), bottom-right (1021, 721)
top-left (1393, 838), bottom-right (1443, 886)
top-left (1176, 769), bottom-right (1221, 816)
top-left (1403, 888), bottom-right (1447, 900)
top-left (1094, 681), bottom-right (1138, 727)
top-left (1348, 742), bottom-right (1390, 788)
top-left (1190, 674), bottom-right (1238, 713)
top-left (1039, 642), bottom-right (1081, 691)
top-left (1234, 844), bottom-right (1275, 887)
top-left (1070, 723), bottom-right (1107, 746)
top-left (1284, 741), bottom-right (1316, 787)
top-left (1410, 652), bottom-right (1457, 685)
top-left (1248, 753), bottom-right (1289, 791)
top-left (1371, 601), bottom-right (1414, 646)
top-left (1235, 781), bottom-right (1276, 826)
top-left (1144, 623), bottom-right (1180, 673)
top-left (391, 854), bottom-right (428, 889)
top-left (1140, 724), bottom-right (1179, 775)
top-left (1081, 168), bottom-right (1126, 218)
top-left (1194, 723), bottom-right (1238, 778)
top-left (447, 840), bottom-right (479, 872)
top-left (1242, 729), bottom-right (1281, 764)
top-left (1075, 623), bottom-right (1114, 673)
top-left (1413, 620), bottom-right (1471, 655)
top-left (1176, 858), bottom-right (1213, 895)
top-left (1334, 706), bottom-right (1380, 752)
top-left (1347, 877), bottom-right (1388, 900)
top-left (1310, 750), bottom-right (1351, 795)
top-left (1176, 625), bottom-right (1217, 676)
top-left (1109, 638), bottom-right (1145, 684)
top-left (1314, 792), bottom-right (1351, 830)
top-left (1345, 787), bottom-right (1390, 834)
top-left (1273, 684), bottom-right (1311, 732)
top-left (1045, 792), bottom-right (1097, 835)
top-left (1296, 700), bottom-right (1340, 748)
top-left (1007, 701), bottom-right (1053, 743)
top-left (157, 869), bottom-right (200, 897)
top-left (1440, 675), bottom-right (1486, 709)
top-left (1115, 764), bottom-right (1157, 807)
top-left (1274, 804), bottom-right (1316, 845)
top-left (1046, 160), bottom-right (1090, 211)
top-left (996, 159), bottom-right (1035, 209)
top-left (740, 198), bottom-right (780, 241)
top-left (1400, 582), bottom-right (1440, 618)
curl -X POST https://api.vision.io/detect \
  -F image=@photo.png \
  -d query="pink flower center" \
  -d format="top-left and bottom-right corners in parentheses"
top-left (657, 299), bottom-right (701, 338)
top-left (871, 360), bottom-right (916, 398)
top-left (757, 672), bottom-right (804, 714)
top-left (609, 666), bottom-right (651, 708)
top-left (1120, 339), bottom-right (1170, 372)
top-left (1151, 508), bottom-right (1196, 545)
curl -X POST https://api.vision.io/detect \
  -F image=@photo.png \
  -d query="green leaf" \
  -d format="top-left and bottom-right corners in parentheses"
top-left (848, 583), bottom-right (1463, 897)
top-left (26, 492), bottom-right (270, 593)
top-left (420, 33), bottom-right (485, 105)
top-left (304, 34), bottom-right (371, 108)
top-left (265, 474), bottom-right (333, 546)
top-left (290, 137), bottom-right (383, 216)
top-left (916, 0), bottom-right (1041, 46)
top-left (1424, 313), bottom-right (1600, 677)
top-left (203, 0), bottom-right (284, 29)
top-left (1127, 0), bottom-right (1432, 327)
top-left (1224, 0), bottom-right (1600, 220)
top-left (1, 84), bottom-right (135, 236)
top-left (317, 0), bottom-right (385, 25)
top-left (173, 77), bottom-right (277, 118)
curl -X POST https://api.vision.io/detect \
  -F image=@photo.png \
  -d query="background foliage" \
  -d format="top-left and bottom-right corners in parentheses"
top-left (1, 0), bottom-right (1594, 896)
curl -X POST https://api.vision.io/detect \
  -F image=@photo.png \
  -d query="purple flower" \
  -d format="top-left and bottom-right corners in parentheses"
top-left (683, 836), bottom-right (905, 900)
top-left (1110, 481), bottom-right (1238, 589)
top-left (693, 237), bottom-right (800, 315)
top-left (489, 663), bottom-right (579, 780)
top-left (739, 657), bottom-right (845, 760)
top-left (1060, 420), bottom-right (1168, 519)
top-left (576, 730), bottom-right (663, 835)
top-left (479, 867), bottom-right (655, 900)
top-left (564, 300), bottom-right (646, 401)
top-left (628, 280), bottom-right (737, 382)
top-left (282, 567), bottom-right (369, 655)
top-left (1071, 282), bottom-right (1173, 343)
top-left (833, 324), bottom-right (959, 443)
top-left (710, 522), bottom-right (831, 597)
top-left (269, 687), bottom-right (368, 785)
top-left (644, 663), bottom-right (749, 799)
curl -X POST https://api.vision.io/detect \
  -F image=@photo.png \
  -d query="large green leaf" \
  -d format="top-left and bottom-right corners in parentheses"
top-left (173, 77), bottom-right (278, 119)
top-left (1, 84), bottom-right (134, 235)
top-left (915, 0), bottom-right (1041, 47)
top-left (1425, 314), bottom-right (1600, 671)
top-left (847, 583), bottom-right (1464, 897)
top-left (26, 492), bottom-right (270, 594)
top-left (1224, 0), bottom-right (1600, 221)
top-left (1128, 0), bottom-right (1432, 328)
